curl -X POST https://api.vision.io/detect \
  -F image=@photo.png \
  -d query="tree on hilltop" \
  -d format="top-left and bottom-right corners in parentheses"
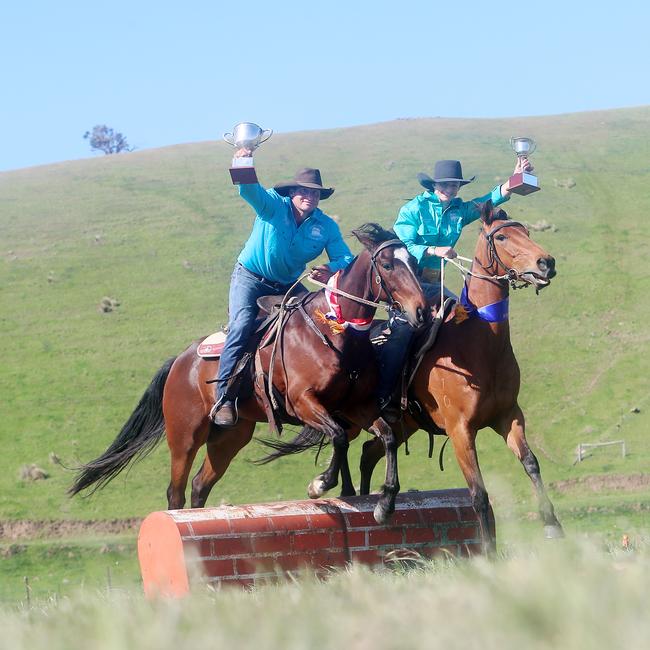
top-left (83, 125), bottom-right (133, 155)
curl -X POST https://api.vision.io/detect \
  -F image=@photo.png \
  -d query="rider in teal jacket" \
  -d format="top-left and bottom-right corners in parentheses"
top-left (211, 158), bottom-right (353, 427)
top-left (378, 157), bottom-right (533, 416)
top-left (394, 183), bottom-right (509, 270)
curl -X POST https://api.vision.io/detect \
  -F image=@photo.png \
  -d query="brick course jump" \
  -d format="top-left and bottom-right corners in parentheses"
top-left (138, 488), bottom-right (495, 597)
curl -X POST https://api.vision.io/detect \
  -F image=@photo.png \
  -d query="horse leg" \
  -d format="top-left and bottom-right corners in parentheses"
top-left (190, 420), bottom-right (256, 508)
top-left (307, 428), bottom-right (350, 498)
top-left (338, 438), bottom-right (356, 497)
top-left (359, 437), bottom-right (385, 495)
top-left (359, 420), bottom-right (413, 495)
top-left (449, 425), bottom-right (495, 555)
top-left (291, 398), bottom-right (349, 499)
top-left (307, 425), bottom-right (362, 498)
top-left (496, 406), bottom-right (564, 539)
top-left (340, 426), bottom-right (364, 496)
top-left (167, 439), bottom-right (202, 510)
top-left (368, 417), bottom-right (400, 525)
top-left (165, 391), bottom-right (209, 510)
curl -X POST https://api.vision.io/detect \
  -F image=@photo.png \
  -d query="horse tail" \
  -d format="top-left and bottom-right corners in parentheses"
top-left (254, 425), bottom-right (327, 465)
top-left (68, 357), bottom-right (176, 497)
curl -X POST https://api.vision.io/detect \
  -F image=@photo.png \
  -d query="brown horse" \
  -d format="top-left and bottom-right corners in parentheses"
top-left (264, 204), bottom-right (564, 552)
top-left (69, 224), bottom-right (428, 523)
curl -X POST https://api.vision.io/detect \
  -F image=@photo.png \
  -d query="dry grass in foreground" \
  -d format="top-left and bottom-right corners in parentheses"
top-left (1, 537), bottom-right (648, 650)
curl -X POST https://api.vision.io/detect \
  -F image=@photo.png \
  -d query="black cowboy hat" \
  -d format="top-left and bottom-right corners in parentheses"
top-left (274, 168), bottom-right (335, 200)
top-left (417, 160), bottom-right (476, 191)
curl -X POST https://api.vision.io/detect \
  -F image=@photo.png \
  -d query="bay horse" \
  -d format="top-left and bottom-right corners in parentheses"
top-left (263, 204), bottom-right (564, 552)
top-left (69, 224), bottom-right (428, 523)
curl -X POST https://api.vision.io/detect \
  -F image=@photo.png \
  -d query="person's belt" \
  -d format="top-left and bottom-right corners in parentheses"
top-left (239, 263), bottom-right (292, 291)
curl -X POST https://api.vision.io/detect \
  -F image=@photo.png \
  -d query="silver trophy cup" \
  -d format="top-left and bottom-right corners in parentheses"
top-left (223, 122), bottom-right (273, 185)
top-left (508, 136), bottom-right (540, 195)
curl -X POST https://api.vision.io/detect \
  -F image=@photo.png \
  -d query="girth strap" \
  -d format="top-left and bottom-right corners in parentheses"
top-left (400, 297), bottom-right (456, 410)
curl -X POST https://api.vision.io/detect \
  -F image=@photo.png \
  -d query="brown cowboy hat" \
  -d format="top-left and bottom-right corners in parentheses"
top-left (274, 168), bottom-right (335, 200)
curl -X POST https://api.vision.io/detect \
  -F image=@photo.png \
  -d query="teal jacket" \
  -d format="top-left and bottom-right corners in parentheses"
top-left (393, 185), bottom-right (510, 269)
top-left (237, 182), bottom-right (353, 285)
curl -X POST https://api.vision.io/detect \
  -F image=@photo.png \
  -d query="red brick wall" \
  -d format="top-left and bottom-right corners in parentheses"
top-left (138, 488), bottom-right (495, 597)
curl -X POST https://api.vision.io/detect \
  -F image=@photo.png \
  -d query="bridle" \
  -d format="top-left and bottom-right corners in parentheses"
top-left (366, 238), bottom-right (408, 310)
top-left (311, 238), bottom-right (411, 314)
top-left (466, 220), bottom-right (534, 289)
top-left (484, 219), bottom-right (529, 277)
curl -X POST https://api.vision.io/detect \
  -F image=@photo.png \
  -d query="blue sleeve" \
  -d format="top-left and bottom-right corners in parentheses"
top-left (324, 223), bottom-right (354, 272)
top-left (461, 185), bottom-right (510, 226)
top-left (238, 182), bottom-right (280, 219)
top-left (394, 200), bottom-right (429, 264)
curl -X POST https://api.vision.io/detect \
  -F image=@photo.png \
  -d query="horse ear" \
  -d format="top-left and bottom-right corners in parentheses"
top-left (480, 200), bottom-right (495, 225)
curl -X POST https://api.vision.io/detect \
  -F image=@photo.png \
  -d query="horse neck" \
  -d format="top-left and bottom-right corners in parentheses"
top-left (464, 234), bottom-right (511, 338)
top-left (332, 252), bottom-right (378, 321)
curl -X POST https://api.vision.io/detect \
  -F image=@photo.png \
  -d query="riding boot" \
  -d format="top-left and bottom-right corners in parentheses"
top-left (376, 316), bottom-right (413, 415)
top-left (210, 399), bottom-right (237, 427)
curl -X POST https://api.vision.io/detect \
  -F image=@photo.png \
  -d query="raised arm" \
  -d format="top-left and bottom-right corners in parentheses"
top-left (232, 147), bottom-right (277, 218)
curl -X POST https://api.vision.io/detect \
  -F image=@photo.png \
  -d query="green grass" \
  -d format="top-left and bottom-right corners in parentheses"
top-left (1, 107), bottom-right (649, 602)
top-left (1, 539), bottom-right (648, 649)
top-left (0, 537), bottom-right (140, 604)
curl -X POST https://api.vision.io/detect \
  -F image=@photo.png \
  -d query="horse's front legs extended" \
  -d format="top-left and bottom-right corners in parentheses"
top-left (496, 405), bottom-right (564, 539)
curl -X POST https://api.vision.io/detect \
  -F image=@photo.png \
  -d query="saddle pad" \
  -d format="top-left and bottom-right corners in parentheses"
top-left (197, 331), bottom-right (227, 358)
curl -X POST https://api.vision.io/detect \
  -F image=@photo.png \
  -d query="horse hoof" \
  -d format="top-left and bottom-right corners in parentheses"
top-left (544, 524), bottom-right (565, 539)
top-left (373, 502), bottom-right (394, 526)
top-left (307, 478), bottom-right (326, 499)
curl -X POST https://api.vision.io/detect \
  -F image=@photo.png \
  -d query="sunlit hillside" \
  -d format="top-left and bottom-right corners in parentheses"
top-left (1, 106), bottom-right (648, 540)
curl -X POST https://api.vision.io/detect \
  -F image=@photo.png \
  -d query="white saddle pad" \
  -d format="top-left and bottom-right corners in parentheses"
top-left (197, 331), bottom-right (227, 358)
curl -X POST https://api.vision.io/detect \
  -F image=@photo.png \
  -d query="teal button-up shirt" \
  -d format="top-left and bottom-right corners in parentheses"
top-left (237, 182), bottom-right (353, 285)
top-left (394, 185), bottom-right (510, 269)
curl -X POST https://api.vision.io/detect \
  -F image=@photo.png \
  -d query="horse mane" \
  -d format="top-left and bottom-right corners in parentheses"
top-left (351, 222), bottom-right (397, 249)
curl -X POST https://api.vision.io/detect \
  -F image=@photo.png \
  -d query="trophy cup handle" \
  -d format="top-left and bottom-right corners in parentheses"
top-left (223, 132), bottom-right (235, 146)
top-left (260, 129), bottom-right (273, 143)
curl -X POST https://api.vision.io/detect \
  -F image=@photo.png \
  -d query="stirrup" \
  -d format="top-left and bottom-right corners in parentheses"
top-left (209, 394), bottom-right (226, 421)
top-left (209, 398), bottom-right (238, 426)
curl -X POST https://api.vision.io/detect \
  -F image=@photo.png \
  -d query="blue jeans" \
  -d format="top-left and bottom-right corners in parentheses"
top-left (216, 263), bottom-right (298, 400)
top-left (377, 281), bottom-right (457, 403)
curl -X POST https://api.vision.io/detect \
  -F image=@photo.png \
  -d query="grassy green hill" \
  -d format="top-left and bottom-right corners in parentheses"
top-left (1, 108), bottom-right (649, 589)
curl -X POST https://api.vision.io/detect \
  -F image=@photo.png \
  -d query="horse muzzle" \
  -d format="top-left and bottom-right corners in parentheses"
top-left (520, 256), bottom-right (556, 290)
top-left (408, 304), bottom-right (429, 329)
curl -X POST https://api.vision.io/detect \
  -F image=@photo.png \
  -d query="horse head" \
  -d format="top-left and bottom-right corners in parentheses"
top-left (351, 223), bottom-right (428, 328)
top-left (478, 202), bottom-right (556, 291)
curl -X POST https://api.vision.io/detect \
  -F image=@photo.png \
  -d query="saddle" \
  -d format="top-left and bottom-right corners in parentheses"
top-left (200, 294), bottom-right (302, 409)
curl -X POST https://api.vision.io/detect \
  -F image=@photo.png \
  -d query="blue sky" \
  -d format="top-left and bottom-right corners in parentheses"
top-left (2, 0), bottom-right (649, 172)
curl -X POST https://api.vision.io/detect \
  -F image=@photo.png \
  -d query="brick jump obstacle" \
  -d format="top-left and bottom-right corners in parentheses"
top-left (138, 488), bottom-right (495, 597)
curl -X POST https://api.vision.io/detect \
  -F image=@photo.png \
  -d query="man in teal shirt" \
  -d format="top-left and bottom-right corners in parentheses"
top-left (378, 157), bottom-right (532, 414)
top-left (211, 153), bottom-right (353, 427)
